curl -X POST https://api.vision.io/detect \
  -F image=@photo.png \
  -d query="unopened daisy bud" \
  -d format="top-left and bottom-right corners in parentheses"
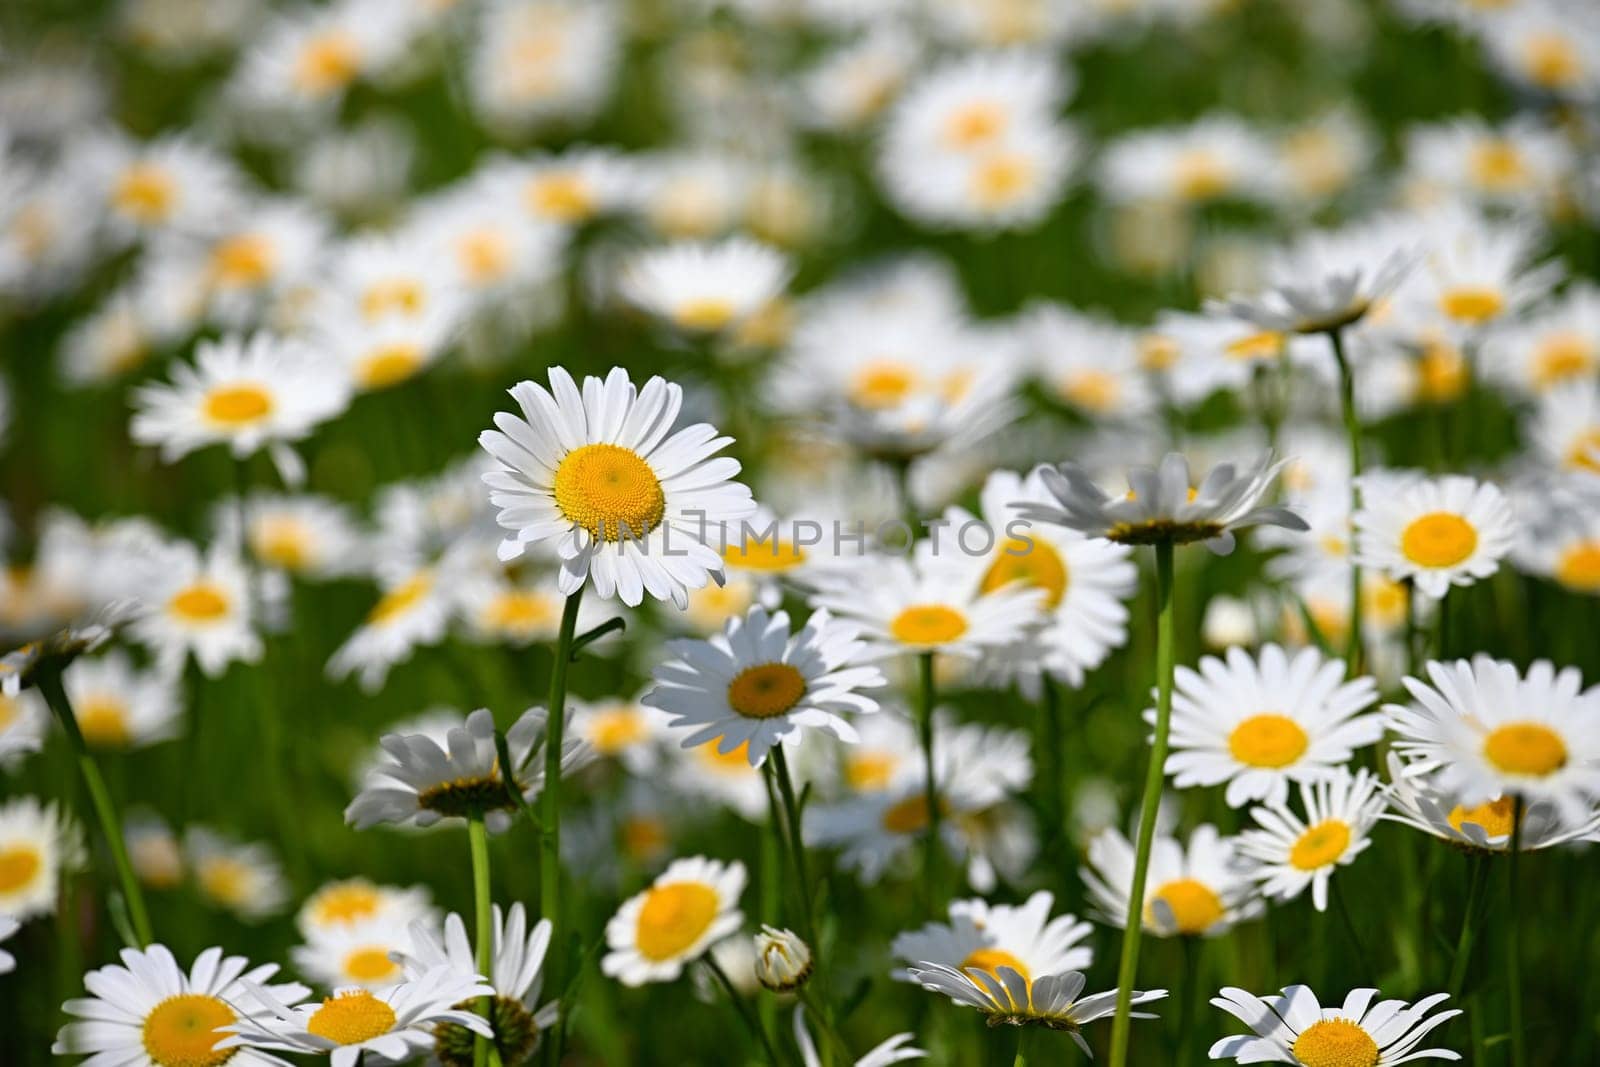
top-left (754, 926), bottom-right (812, 993)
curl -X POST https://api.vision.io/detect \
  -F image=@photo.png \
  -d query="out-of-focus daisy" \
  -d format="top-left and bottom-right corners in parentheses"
top-left (453, 569), bottom-right (570, 647)
top-left (53, 943), bottom-right (310, 1066)
top-left (618, 238), bottom-right (791, 335)
top-left (298, 878), bottom-right (434, 939)
top-left (569, 694), bottom-right (668, 773)
top-left (1385, 656), bottom-right (1600, 824)
top-left (879, 120), bottom-right (1078, 232)
top-left (410, 182), bottom-right (568, 307)
top-left (1512, 498), bottom-right (1600, 595)
top-left (129, 542), bottom-right (261, 678)
top-left (1151, 311), bottom-right (1319, 409)
top-left (61, 648), bottom-right (180, 750)
top-left (186, 826), bottom-right (289, 922)
top-left (1209, 985), bottom-right (1461, 1065)
top-left (399, 903), bottom-right (558, 1067)
top-left (1529, 380), bottom-right (1600, 480)
top-left (1272, 110), bottom-right (1375, 206)
top-left (126, 812), bottom-right (185, 890)
top-left (469, 0), bottom-right (621, 134)
top-left (1025, 307), bottom-right (1158, 421)
top-left (1486, 283), bottom-right (1600, 395)
top-left (1396, 204), bottom-right (1559, 337)
top-left (59, 289), bottom-right (163, 385)
top-left (232, 494), bottom-right (365, 579)
top-left (600, 855), bottom-right (746, 986)
top-left (1354, 474), bottom-right (1516, 598)
top-left (1018, 451), bottom-right (1307, 555)
top-left (479, 366), bottom-right (756, 606)
top-left (645, 605), bottom-right (884, 767)
top-left (0, 795), bottom-right (84, 920)
top-left (1403, 117), bottom-right (1573, 211)
top-left (221, 965), bottom-right (493, 1066)
top-left (346, 706), bottom-right (591, 832)
top-left (1160, 644), bottom-right (1381, 808)
top-left (234, 0), bottom-right (410, 115)
top-left (1481, 3), bottom-right (1600, 101)
top-left (1216, 227), bottom-right (1415, 336)
top-left (131, 333), bottom-right (349, 484)
top-left (316, 296), bottom-right (458, 396)
top-left (667, 733), bottom-right (772, 821)
top-left (293, 916), bottom-right (418, 991)
top-left (891, 891), bottom-right (1093, 992)
top-left (325, 562), bottom-right (455, 693)
top-left (1098, 116), bottom-right (1276, 206)
top-left (1235, 768), bottom-right (1384, 912)
top-left (905, 964), bottom-right (1165, 1047)
top-left (85, 133), bottom-right (243, 241)
top-left (1380, 752), bottom-right (1600, 854)
top-left (514, 148), bottom-right (636, 227)
top-left (1085, 824), bottom-right (1261, 939)
top-left (198, 200), bottom-right (329, 328)
top-left (0, 915), bottom-right (16, 974)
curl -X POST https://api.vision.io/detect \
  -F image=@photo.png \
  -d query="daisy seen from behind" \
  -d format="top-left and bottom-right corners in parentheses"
top-left (905, 964), bottom-right (1166, 1052)
top-left (891, 890), bottom-right (1093, 995)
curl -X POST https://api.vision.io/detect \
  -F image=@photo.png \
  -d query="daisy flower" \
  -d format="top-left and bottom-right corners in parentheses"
top-left (60, 648), bottom-right (180, 750)
top-left (1160, 644), bottom-right (1381, 808)
top-left (600, 855), bottom-right (746, 986)
top-left (798, 27), bottom-right (918, 134)
top-left (905, 965), bottom-right (1166, 1049)
top-left (514, 148), bottom-right (637, 227)
top-left (325, 563), bottom-right (456, 693)
top-left (400, 903), bottom-right (559, 1067)
top-left (221, 965), bottom-right (493, 1067)
top-left (314, 300), bottom-right (458, 395)
top-left (1384, 656), bottom-right (1600, 825)
top-left (292, 916), bottom-right (419, 992)
top-left (878, 121), bottom-right (1078, 232)
top-left (478, 366), bottom-right (756, 607)
top-left (186, 826), bottom-right (290, 922)
top-left (618, 237), bottom-right (792, 335)
top-left (297, 878), bottom-right (435, 939)
top-left (1485, 283), bottom-right (1600, 396)
top-left (1353, 474), bottom-right (1516, 598)
top-left (1528, 379), bottom-right (1600, 480)
top-left (1097, 115), bottom-right (1276, 206)
top-left (234, 0), bottom-right (410, 115)
top-left (409, 181), bottom-right (568, 306)
top-left (346, 706), bottom-right (591, 832)
top-left (569, 694), bottom-right (668, 773)
top-left (1380, 752), bottom-right (1600, 853)
top-left (1235, 768), bottom-right (1385, 912)
top-left (1396, 204), bottom-right (1560, 337)
top-left (233, 494), bottom-right (366, 579)
top-left (126, 812), bottom-right (185, 890)
top-left (468, 0), bottom-right (621, 134)
top-left (666, 732), bottom-right (771, 821)
top-left (128, 542), bottom-right (261, 678)
top-left (1481, 3), bottom-right (1600, 101)
top-left (891, 890), bottom-right (1093, 991)
top-left (1017, 451), bottom-right (1308, 554)
top-left (0, 684), bottom-right (47, 768)
top-left (1511, 496), bottom-right (1600, 594)
top-left (1403, 116), bottom-right (1573, 211)
top-left (644, 605), bottom-right (885, 767)
top-left (1216, 226), bottom-right (1415, 336)
top-left (1024, 307), bottom-right (1158, 421)
top-left (130, 333), bottom-right (349, 485)
top-left (1209, 985), bottom-right (1462, 1065)
top-left (53, 943), bottom-right (310, 1067)
top-left (755, 926), bottom-right (812, 993)
top-left (794, 1006), bottom-right (926, 1067)
top-left (0, 795), bottom-right (84, 920)
top-left (198, 200), bottom-right (329, 329)
top-left (1085, 824), bottom-right (1261, 938)
top-left (86, 133), bottom-right (243, 241)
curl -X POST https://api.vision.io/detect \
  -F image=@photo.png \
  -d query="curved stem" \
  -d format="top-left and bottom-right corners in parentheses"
top-left (1507, 796), bottom-right (1527, 1067)
top-left (704, 954), bottom-right (784, 1066)
top-left (1327, 328), bottom-right (1365, 675)
top-left (1108, 539), bottom-right (1175, 1067)
top-left (1446, 851), bottom-right (1489, 999)
top-left (35, 667), bottom-right (153, 947)
top-left (469, 814), bottom-right (494, 1067)
top-left (914, 651), bottom-right (942, 909)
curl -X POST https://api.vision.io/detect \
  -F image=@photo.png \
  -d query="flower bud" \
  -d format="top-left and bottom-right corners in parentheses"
top-left (753, 925), bottom-right (812, 993)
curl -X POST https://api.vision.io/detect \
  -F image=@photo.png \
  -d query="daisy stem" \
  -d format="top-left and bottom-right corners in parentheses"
top-left (1507, 795), bottom-right (1527, 1067)
top-left (468, 812), bottom-right (495, 1067)
top-left (540, 589), bottom-right (583, 983)
top-left (34, 666), bottom-right (153, 948)
top-left (914, 650), bottom-right (942, 909)
top-left (1108, 537), bottom-right (1175, 1067)
top-left (1447, 850), bottom-right (1489, 999)
top-left (704, 954), bottom-right (784, 1066)
top-left (768, 747), bottom-right (821, 956)
top-left (1326, 327), bottom-right (1364, 675)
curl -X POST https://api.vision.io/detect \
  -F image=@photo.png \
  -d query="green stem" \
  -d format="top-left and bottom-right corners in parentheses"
top-left (1447, 851), bottom-right (1489, 999)
top-left (1507, 796), bottom-right (1527, 1067)
top-left (768, 748), bottom-right (821, 955)
top-left (914, 650), bottom-right (942, 909)
top-left (1327, 328), bottom-right (1364, 675)
top-left (704, 954), bottom-right (784, 1066)
top-left (468, 814), bottom-right (495, 1067)
top-left (35, 667), bottom-right (153, 947)
top-left (540, 589), bottom-right (582, 1064)
top-left (1108, 539), bottom-right (1175, 1067)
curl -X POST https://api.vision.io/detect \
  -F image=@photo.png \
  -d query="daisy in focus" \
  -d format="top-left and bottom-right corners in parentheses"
top-left (1235, 768), bottom-right (1384, 913)
top-left (1085, 823), bottom-right (1261, 939)
top-left (1209, 985), bottom-right (1461, 1065)
top-left (600, 855), bottom-right (745, 986)
top-left (618, 237), bottom-right (791, 336)
top-left (1353, 474), bottom-right (1516, 598)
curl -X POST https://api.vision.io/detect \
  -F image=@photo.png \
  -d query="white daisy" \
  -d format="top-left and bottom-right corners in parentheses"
top-left (314, 297), bottom-right (458, 395)
top-left (292, 916), bottom-right (419, 992)
top-left (325, 563), bottom-right (456, 693)
top-left (644, 605), bottom-right (885, 767)
top-left (1084, 824), bottom-right (1261, 938)
top-left (409, 180), bottom-right (568, 306)
top-left (0, 684), bottom-right (47, 768)
top-left (297, 878), bottom-right (435, 939)
top-left (1353, 474), bottom-right (1516, 598)
top-left (233, 494), bottom-right (366, 579)
top-left (197, 200), bottom-right (329, 329)
top-left (1380, 752), bottom-right (1600, 854)
top-left (1485, 283), bottom-right (1600, 396)
top-left (468, 0), bottom-right (621, 134)
top-left (1215, 227), bottom-right (1416, 336)
top-left (234, 0), bottom-right (411, 116)
top-left (61, 648), bottom-right (181, 750)
top-left (904, 965), bottom-right (1166, 1050)
top-left (1511, 494), bottom-right (1600, 594)
top-left (891, 890), bottom-right (1093, 991)
top-left (618, 237), bottom-right (792, 335)
top-left (453, 571), bottom-right (570, 647)
top-left (1528, 379), bottom-right (1600, 481)
top-left (128, 542), bottom-right (261, 678)
top-left (1395, 203), bottom-right (1560, 337)
top-left (1403, 116), bottom-right (1573, 212)
top-left (878, 120), bottom-right (1078, 232)
top-left (86, 132), bottom-right (244, 242)
top-left (1209, 985), bottom-right (1462, 1065)
top-left (1384, 655), bottom-right (1600, 825)
top-left (600, 855), bottom-right (746, 986)
top-left (53, 943), bottom-right (310, 1067)
top-left (1481, 3), bottom-right (1600, 101)
top-left (513, 148), bottom-right (638, 227)
top-left (1097, 115), bottom-right (1277, 206)
top-left (665, 732), bottom-right (770, 821)
top-left (568, 694), bottom-right (669, 773)
top-left (126, 811), bottom-right (185, 890)
top-left (1235, 768), bottom-right (1385, 912)
top-left (1024, 307), bottom-right (1159, 421)
top-left (186, 826), bottom-right (290, 922)
top-left (0, 795), bottom-right (85, 920)
top-left (479, 366), bottom-right (756, 605)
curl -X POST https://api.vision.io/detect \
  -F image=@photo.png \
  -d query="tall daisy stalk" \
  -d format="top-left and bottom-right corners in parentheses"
top-left (467, 811), bottom-right (498, 1067)
top-left (538, 589), bottom-right (582, 995)
top-left (1325, 326), bottom-right (1365, 673)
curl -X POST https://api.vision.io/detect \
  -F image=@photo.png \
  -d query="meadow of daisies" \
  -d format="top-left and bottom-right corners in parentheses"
top-left (5, 0), bottom-right (1600, 1064)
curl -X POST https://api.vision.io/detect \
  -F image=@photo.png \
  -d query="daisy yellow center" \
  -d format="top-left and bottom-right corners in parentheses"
top-left (527, 173), bottom-right (595, 222)
top-left (253, 519), bottom-right (313, 571)
top-left (1225, 330), bottom-right (1284, 362)
top-left (198, 858), bottom-right (250, 905)
top-left (343, 946), bottom-right (402, 983)
top-left (1532, 332), bottom-right (1595, 387)
top-left (1566, 429), bottom-right (1600, 474)
top-left (1138, 334), bottom-right (1180, 370)
top-left (621, 816), bottom-right (668, 857)
top-left (360, 279), bottom-right (424, 320)
top-left (723, 538), bottom-right (806, 572)
top-left (1482, 722), bottom-right (1567, 777)
top-left (1448, 796), bottom-right (1518, 838)
top-left (312, 882), bottom-right (382, 925)
top-left (850, 361), bottom-right (919, 409)
top-left (368, 573), bottom-right (432, 625)
top-left (844, 751), bottom-right (897, 791)
top-left (1292, 1018), bottom-right (1379, 1067)
top-left (77, 696), bottom-right (131, 747)
top-left (552, 443), bottom-right (666, 542)
top-left (114, 163), bottom-right (177, 223)
top-left (1174, 152), bottom-right (1229, 200)
top-left (671, 297), bottom-right (736, 332)
top-left (726, 663), bottom-right (807, 719)
top-left (1227, 714), bottom-right (1309, 769)
top-left (981, 538), bottom-right (1069, 610)
top-left (1060, 369), bottom-right (1120, 412)
top-left (457, 229), bottom-right (511, 283)
top-left (1524, 34), bottom-right (1580, 88)
top-left (1400, 512), bottom-right (1478, 569)
top-left (889, 604), bottom-right (969, 647)
top-left (1147, 878), bottom-right (1224, 935)
top-left (306, 990), bottom-right (397, 1045)
top-left (211, 234), bottom-right (275, 287)
top-left (943, 102), bottom-right (1007, 149)
top-left (0, 845), bottom-right (42, 892)
top-left (1439, 286), bottom-right (1504, 324)
top-left (961, 947), bottom-right (1030, 984)
top-left (0, 695), bottom-right (16, 729)
top-left (169, 583), bottom-right (230, 622)
top-left (141, 993), bottom-right (237, 1067)
top-left (589, 707), bottom-right (646, 753)
top-left (1470, 140), bottom-right (1528, 191)
top-left (635, 881), bottom-right (719, 961)
top-left (881, 794), bottom-right (947, 835)
top-left (1415, 339), bottom-right (1467, 403)
top-left (1555, 541), bottom-right (1600, 592)
top-left (203, 384), bottom-right (274, 426)
top-left (971, 153), bottom-right (1034, 207)
top-left (295, 32), bottom-right (361, 95)
top-left (1363, 577), bottom-right (1409, 630)
top-left (1290, 819), bottom-right (1352, 871)
top-left (357, 344), bottom-right (425, 388)
top-left (697, 738), bottom-right (754, 772)
top-left (484, 590), bottom-right (557, 632)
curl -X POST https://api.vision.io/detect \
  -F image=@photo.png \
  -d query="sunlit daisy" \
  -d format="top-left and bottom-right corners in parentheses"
top-left (479, 366), bottom-right (756, 606)
top-left (1209, 985), bottom-right (1462, 1065)
top-left (315, 299), bottom-right (458, 395)
top-left (0, 795), bottom-right (84, 920)
top-left (1510, 491), bottom-right (1600, 594)
top-left (667, 732), bottom-right (774, 821)
top-left (1384, 655), bottom-right (1600, 824)
top-left (1235, 768), bottom-right (1384, 912)
top-left (198, 200), bottom-right (329, 329)
top-left (86, 133), bottom-right (243, 241)
top-left (186, 826), bottom-right (289, 922)
top-left (618, 237), bottom-right (791, 336)
top-left (905, 964), bottom-right (1166, 1048)
top-left (891, 890), bottom-right (1093, 993)
top-left (128, 542), bottom-right (261, 678)
top-left (1380, 751), bottom-right (1600, 853)
top-left (297, 878), bottom-right (435, 939)
top-left (600, 855), bottom-right (746, 986)
top-left (1085, 823), bottom-right (1261, 938)
top-left (60, 648), bottom-right (180, 750)
top-left (53, 943), bottom-right (310, 1067)
top-left (1396, 204), bottom-right (1560, 337)
top-left (1217, 226), bottom-right (1415, 336)
top-left (1353, 474), bottom-right (1516, 598)
top-left (569, 694), bottom-right (668, 773)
